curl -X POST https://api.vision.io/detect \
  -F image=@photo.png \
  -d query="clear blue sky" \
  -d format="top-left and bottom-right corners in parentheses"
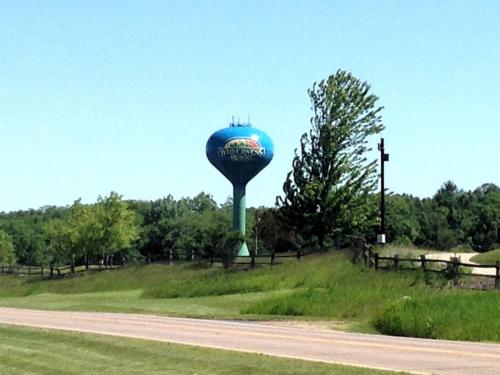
top-left (1, 1), bottom-right (499, 212)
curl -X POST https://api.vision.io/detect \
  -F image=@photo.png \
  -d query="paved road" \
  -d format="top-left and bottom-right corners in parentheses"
top-left (0, 308), bottom-right (499, 374)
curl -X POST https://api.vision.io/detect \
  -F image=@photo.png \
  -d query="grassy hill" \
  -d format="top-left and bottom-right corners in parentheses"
top-left (471, 248), bottom-right (500, 265)
top-left (0, 252), bottom-right (499, 342)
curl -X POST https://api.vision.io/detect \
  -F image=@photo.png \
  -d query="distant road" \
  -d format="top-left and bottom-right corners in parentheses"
top-left (426, 252), bottom-right (495, 276)
top-left (0, 308), bottom-right (499, 374)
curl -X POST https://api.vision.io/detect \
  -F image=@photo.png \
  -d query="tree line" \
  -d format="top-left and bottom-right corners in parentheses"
top-left (0, 192), bottom-right (258, 267)
top-left (0, 180), bottom-right (497, 267)
top-left (383, 182), bottom-right (499, 251)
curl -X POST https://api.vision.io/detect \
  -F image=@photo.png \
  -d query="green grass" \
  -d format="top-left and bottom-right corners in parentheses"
top-left (0, 324), bottom-right (397, 375)
top-left (0, 289), bottom-right (287, 319)
top-left (471, 248), bottom-right (500, 265)
top-left (0, 263), bottom-right (218, 297)
top-left (373, 244), bottom-right (430, 259)
top-left (374, 291), bottom-right (500, 342)
top-left (1, 252), bottom-right (499, 342)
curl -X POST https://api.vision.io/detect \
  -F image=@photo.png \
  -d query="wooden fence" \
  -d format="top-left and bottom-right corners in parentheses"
top-left (361, 244), bottom-right (500, 289)
top-left (0, 263), bottom-right (121, 278)
top-left (0, 249), bottom-right (308, 279)
top-left (147, 249), bottom-right (307, 268)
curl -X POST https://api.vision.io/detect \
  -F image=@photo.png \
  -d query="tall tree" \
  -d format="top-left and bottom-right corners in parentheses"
top-left (277, 70), bottom-right (384, 248)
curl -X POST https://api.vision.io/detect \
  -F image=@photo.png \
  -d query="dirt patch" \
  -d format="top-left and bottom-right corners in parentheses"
top-left (260, 320), bottom-right (349, 331)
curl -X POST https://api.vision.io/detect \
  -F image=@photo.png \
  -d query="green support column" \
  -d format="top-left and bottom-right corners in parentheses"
top-left (233, 184), bottom-right (249, 256)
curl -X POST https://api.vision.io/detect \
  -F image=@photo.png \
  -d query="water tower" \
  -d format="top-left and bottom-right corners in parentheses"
top-left (206, 121), bottom-right (274, 256)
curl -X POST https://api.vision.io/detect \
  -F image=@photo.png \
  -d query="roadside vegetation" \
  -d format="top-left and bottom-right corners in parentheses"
top-left (1, 251), bottom-right (499, 343)
top-left (0, 325), bottom-right (396, 375)
top-left (375, 292), bottom-right (500, 342)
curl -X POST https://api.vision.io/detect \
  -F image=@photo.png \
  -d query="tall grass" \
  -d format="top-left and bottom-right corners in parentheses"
top-left (373, 244), bottom-right (430, 258)
top-left (375, 292), bottom-right (500, 341)
top-left (241, 261), bottom-right (435, 320)
top-left (2, 251), bottom-right (500, 343)
top-left (143, 252), bottom-right (428, 301)
top-left (143, 252), bottom-right (441, 323)
top-left (0, 263), bottom-right (216, 297)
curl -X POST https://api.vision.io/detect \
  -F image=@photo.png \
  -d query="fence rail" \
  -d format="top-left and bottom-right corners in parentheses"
top-left (0, 263), bottom-right (121, 278)
top-left (362, 244), bottom-right (500, 289)
top-left (0, 249), bottom-right (311, 279)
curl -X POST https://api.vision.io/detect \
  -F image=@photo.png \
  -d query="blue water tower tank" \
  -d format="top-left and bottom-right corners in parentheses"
top-left (206, 122), bottom-right (274, 256)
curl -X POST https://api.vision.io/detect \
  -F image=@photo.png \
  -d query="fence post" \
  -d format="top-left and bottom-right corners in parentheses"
top-left (452, 257), bottom-right (459, 287)
top-left (374, 253), bottom-right (379, 271)
top-left (364, 245), bottom-right (371, 266)
top-left (495, 261), bottom-right (500, 290)
top-left (420, 254), bottom-right (427, 272)
top-left (394, 254), bottom-right (399, 271)
top-left (420, 254), bottom-right (428, 282)
top-left (251, 251), bottom-right (256, 268)
top-left (296, 249), bottom-right (301, 260)
top-left (420, 254), bottom-right (426, 269)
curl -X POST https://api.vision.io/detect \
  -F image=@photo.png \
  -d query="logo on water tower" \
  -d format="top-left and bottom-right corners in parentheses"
top-left (218, 138), bottom-right (265, 161)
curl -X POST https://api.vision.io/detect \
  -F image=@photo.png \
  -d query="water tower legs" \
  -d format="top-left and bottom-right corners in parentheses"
top-left (233, 184), bottom-right (249, 256)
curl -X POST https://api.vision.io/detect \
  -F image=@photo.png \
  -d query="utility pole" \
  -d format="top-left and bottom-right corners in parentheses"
top-left (378, 138), bottom-right (389, 244)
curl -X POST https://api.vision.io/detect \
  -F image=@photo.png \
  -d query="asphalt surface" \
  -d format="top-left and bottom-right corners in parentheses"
top-left (0, 307), bottom-right (499, 374)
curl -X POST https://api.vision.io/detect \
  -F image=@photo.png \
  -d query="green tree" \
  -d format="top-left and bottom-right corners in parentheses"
top-left (41, 193), bottom-right (140, 267)
top-left (252, 208), bottom-right (296, 255)
top-left (277, 70), bottom-right (384, 248)
top-left (0, 214), bottom-right (44, 265)
top-left (41, 218), bottom-right (71, 266)
top-left (0, 229), bottom-right (16, 265)
top-left (385, 194), bottom-right (420, 245)
top-left (95, 192), bottom-right (140, 262)
top-left (470, 183), bottom-right (500, 251)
